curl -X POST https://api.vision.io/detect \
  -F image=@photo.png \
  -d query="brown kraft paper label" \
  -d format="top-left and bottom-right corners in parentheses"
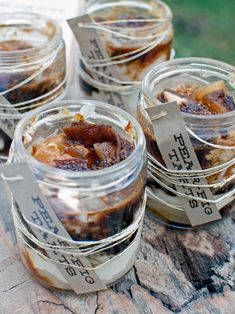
top-left (67, 15), bottom-right (127, 110)
top-left (146, 102), bottom-right (221, 226)
top-left (0, 162), bottom-right (106, 294)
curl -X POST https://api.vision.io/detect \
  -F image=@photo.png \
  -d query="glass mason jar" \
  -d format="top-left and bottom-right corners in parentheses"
top-left (137, 58), bottom-right (235, 228)
top-left (77, 0), bottom-right (174, 116)
top-left (0, 12), bottom-right (67, 161)
top-left (9, 99), bottom-right (147, 289)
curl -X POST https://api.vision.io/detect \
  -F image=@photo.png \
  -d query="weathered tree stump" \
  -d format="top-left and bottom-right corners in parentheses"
top-left (0, 184), bottom-right (234, 314)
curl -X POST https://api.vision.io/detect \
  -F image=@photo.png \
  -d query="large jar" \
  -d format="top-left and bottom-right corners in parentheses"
top-left (77, 0), bottom-right (174, 116)
top-left (10, 99), bottom-right (147, 289)
top-left (137, 58), bottom-right (235, 228)
top-left (0, 13), bottom-right (67, 160)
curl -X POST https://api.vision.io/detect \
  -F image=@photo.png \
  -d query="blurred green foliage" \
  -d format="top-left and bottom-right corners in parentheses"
top-left (165, 0), bottom-right (235, 65)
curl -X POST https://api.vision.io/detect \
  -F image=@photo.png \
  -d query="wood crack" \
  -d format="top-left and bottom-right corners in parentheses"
top-left (132, 255), bottom-right (210, 312)
top-left (2, 280), bottom-right (27, 292)
top-left (37, 300), bottom-right (77, 314)
top-left (178, 289), bottom-right (208, 311)
top-left (94, 293), bottom-right (100, 314)
top-left (132, 265), bottom-right (176, 311)
top-left (133, 265), bottom-right (141, 286)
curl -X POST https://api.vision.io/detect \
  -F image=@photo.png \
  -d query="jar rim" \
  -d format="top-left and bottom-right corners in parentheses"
top-left (0, 12), bottom-right (62, 60)
top-left (14, 99), bottom-right (146, 182)
top-left (85, 0), bottom-right (172, 29)
top-left (141, 57), bottom-right (235, 121)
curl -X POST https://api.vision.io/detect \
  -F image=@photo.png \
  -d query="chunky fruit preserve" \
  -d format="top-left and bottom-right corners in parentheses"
top-left (157, 80), bottom-right (235, 115)
top-left (11, 100), bottom-right (147, 289)
top-left (78, 0), bottom-right (174, 116)
top-left (0, 13), bottom-right (66, 159)
top-left (138, 58), bottom-right (235, 227)
top-left (32, 121), bottom-right (134, 171)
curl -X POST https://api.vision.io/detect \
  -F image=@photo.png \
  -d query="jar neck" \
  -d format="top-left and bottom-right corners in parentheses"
top-left (85, 0), bottom-right (173, 35)
top-left (141, 57), bottom-right (235, 128)
top-left (12, 142), bottom-right (145, 194)
top-left (0, 13), bottom-right (62, 67)
top-left (12, 100), bottom-right (146, 193)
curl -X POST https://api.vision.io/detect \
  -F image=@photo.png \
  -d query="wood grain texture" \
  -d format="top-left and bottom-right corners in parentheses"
top-left (0, 180), bottom-right (234, 314)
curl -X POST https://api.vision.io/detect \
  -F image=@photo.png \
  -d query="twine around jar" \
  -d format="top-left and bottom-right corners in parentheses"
top-left (10, 192), bottom-right (146, 271)
top-left (78, 18), bottom-right (173, 94)
top-left (145, 109), bottom-right (235, 209)
top-left (0, 43), bottom-right (67, 115)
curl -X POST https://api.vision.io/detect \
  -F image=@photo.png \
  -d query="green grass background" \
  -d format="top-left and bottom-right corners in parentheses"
top-left (165, 0), bottom-right (235, 65)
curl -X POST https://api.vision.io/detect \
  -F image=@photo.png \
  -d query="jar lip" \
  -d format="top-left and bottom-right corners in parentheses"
top-left (14, 100), bottom-right (146, 180)
top-left (0, 12), bottom-right (62, 59)
top-left (86, 0), bottom-right (172, 27)
top-left (142, 57), bottom-right (235, 121)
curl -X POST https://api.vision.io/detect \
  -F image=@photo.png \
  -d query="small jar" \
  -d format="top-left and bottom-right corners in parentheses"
top-left (137, 58), bottom-right (235, 228)
top-left (10, 100), bottom-right (147, 289)
top-left (0, 12), bottom-right (67, 160)
top-left (78, 0), bottom-right (174, 116)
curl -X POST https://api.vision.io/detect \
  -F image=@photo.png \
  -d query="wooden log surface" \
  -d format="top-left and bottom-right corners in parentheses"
top-left (0, 183), bottom-right (234, 314)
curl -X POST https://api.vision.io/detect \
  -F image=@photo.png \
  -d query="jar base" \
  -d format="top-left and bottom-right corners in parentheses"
top-left (16, 220), bottom-right (142, 292)
top-left (147, 203), bottom-right (234, 230)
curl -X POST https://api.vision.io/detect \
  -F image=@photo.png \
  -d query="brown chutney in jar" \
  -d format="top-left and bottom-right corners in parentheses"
top-left (77, 0), bottom-right (174, 116)
top-left (0, 13), bottom-right (66, 160)
top-left (10, 100), bottom-right (147, 289)
top-left (138, 58), bottom-right (235, 228)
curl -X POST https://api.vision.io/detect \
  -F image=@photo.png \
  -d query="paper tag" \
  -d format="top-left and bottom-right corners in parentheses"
top-left (67, 15), bottom-right (127, 110)
top-left (0, 162), bottom-right (106, 294)
top-left (146, 102), bottom-right (221, 226)
top-left (0, 95), bottom-right (20, 139)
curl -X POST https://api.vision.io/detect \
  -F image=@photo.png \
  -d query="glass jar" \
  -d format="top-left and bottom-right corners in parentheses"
top-left (0, 12), bottom-right (67, 161)
top-left (77, 0), bottom-right (174, 116)
top-left (10, 99), bottom-right (147, 289)
top-left (137, 57), bottom-right (235, 228)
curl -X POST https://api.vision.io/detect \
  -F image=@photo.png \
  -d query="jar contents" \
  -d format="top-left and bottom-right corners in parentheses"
top-left (0, 40), bottom-right (65, 106)
top-left (0, 13), bottom-right (67, 160)
top-left (154, 81), bottom-right (235, 181)
top-left (31, 119), bottom-right (144, 241)
top-left (0, 40), bottom-right (32, 51)
top-left (32, 121), bottom-right (134, 170)
top-left (145, 81), bottom-right (235, 177)
top-left (93, 10), bottom-right (173, 81)
top-left (157, 80), bottom-right (235, 114)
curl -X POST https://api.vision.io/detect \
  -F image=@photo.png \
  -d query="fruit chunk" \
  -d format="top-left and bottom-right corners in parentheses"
top-left (202, 90), bottom-right (234, 114)
top-left (157, 81), bottom-right (235, 115)
top-left (32, 134), bottom-right (71, 166)
top-left (94, 142), bottom-right (117, 165)
top-left (195, 80), bottom-right (227, 100)
top-left (162, 90), bottom-right (187, 105)
top-left (180, 101), bottom-right (211, 115)
top-left (158, 89), bottom-right (211, 115)
top-left (63, 122), bottom-right (121, 147)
